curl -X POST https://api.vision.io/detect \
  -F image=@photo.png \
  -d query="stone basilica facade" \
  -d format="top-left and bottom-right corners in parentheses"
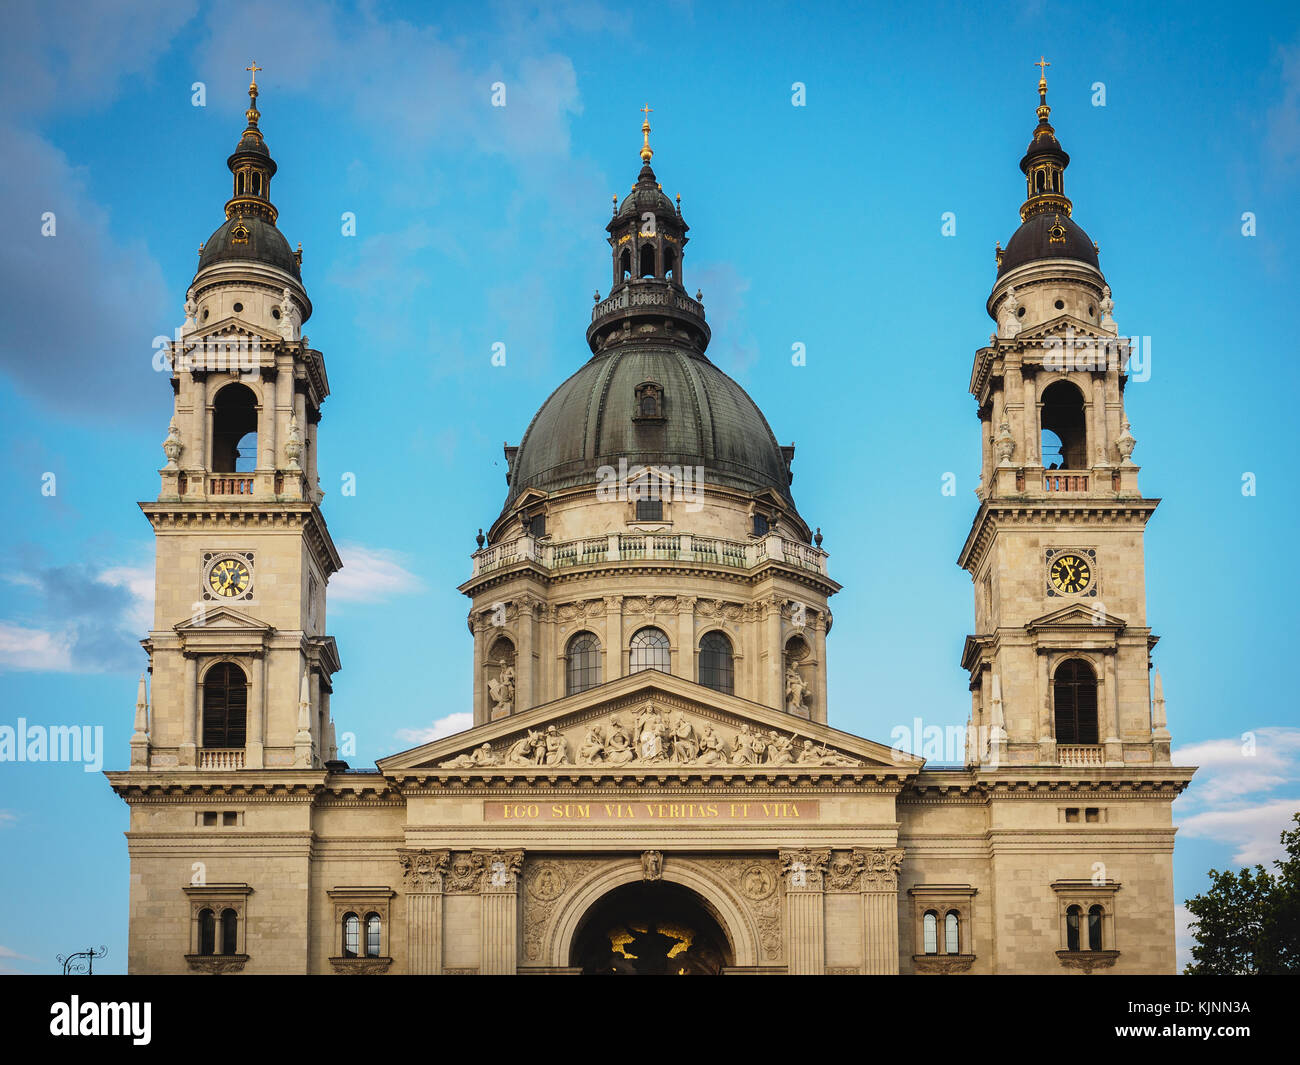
top-left (108, 67), bottom-right (1194, 974)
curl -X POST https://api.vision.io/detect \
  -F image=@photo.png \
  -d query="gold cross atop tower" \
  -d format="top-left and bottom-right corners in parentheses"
top-left (1035, 56), bottom-right (1050, 79)
top-left (640, 103), bottom-right (654, 163)
top-left (246, 61), bottom-right (262, 83)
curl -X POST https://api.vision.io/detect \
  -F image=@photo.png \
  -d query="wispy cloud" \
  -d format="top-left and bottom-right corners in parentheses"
top-left (1174, 727), bottom-right (1300, 866)
top-left (395, 711), bottom-right (472, 747)
top-left (0, 562), bottom-right (153, 673)
top-left (0, 810), bottom-right (18, 828)
top-left (330, 543), bottom-right (424, 604)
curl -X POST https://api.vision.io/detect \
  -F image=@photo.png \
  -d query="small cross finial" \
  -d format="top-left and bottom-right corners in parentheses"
top-left (641, 103), bottom-right (653, 121)
top-left (246, 61), bottom-right (262, 81)
top-left (1035, 56), bottom-right (1050, 82)
top-left (639, 103), bottom-right (654, 163)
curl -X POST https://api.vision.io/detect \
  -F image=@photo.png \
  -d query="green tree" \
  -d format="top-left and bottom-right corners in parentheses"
top-left (1184, 812), bottom-right (1300, 974)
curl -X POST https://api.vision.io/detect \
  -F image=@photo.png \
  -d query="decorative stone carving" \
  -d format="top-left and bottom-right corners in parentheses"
top-left (439, 742), bottom-right (499, 770)
top-left (483, 849), bottom-right (524, 889)
top-left (1056, 949), bottom-right (1120, 973)
top-left (779, 848), bottom-right (831, 891)
top-left (522, 859), bottom-right (602, 962)
top-left (505, 729), bottom-right (545, 766)
top-left (860, 847), bottom-right (904, 890)
top-left (444, 852), bottom-right (487, 894)
top-left (398, 848), bottom-right (449, 892)
top-left (576, 723), bottom-right (606, 765)
top-left (162, 418), bottom-right (183, 469)
top-left (279, 288), bottom-right (297, 341)
top-left (641, 850), bottom-right (663, 881)
top-left (543, 724), bottom-right (569, 765)
top-left (913, 954), bottom-right (976, 975)
top-left (329, 957), bottom-right (393, 975)
top-left (714, 859), bottom-right (782, 960)
top-left (186, 954), bottom-right (249, 974)
top-left (183, 289), bottom-right (198, 332)
top-left (487, 664), bottom-right (515, 716)
top-left (826, 850), bottom-right (869, 892)
top-left (526, 863), bottom-right (566, 903)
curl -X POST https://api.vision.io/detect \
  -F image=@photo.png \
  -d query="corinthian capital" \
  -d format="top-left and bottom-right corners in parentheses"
top-left (779, 848), bottom-right (831, 891)
top-left (398, 848), bottom-right (450, 893)
top-left (860, 847), bottom-right (904, 890)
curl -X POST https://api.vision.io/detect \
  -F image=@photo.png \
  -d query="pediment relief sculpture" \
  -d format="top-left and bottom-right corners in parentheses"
top-left (436, 702), bottom-right (863, 770)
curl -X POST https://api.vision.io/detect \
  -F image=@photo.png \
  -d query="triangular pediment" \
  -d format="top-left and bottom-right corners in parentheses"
top-left (1025, 603), bottom-right (1128, 634)
top-left (379, 670), bottom-right (922, 777)
top-left (191, 318), bottom-right (283, 346)
top-left (1016, 314), bottom-right (1117, 343)
top-left (174, 605), bottom-right (274, 634)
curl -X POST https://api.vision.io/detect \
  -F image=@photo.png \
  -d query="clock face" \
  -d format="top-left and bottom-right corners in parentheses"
top-left (208, 558), bottom-right (250, 598)
top-left (1049, 553), bottom-right (1092, 594)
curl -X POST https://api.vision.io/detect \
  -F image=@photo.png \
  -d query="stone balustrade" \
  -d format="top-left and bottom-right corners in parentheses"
top-left (198, 748), bottom-right (246, 770)
top-left (471, 531), bottom-right (829, 579)
top-left (1057, 744), bottom-right (1104, 767)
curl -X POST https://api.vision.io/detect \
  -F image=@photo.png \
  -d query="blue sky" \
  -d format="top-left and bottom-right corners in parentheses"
top-left (1, 0), bottom-right (1297, 973)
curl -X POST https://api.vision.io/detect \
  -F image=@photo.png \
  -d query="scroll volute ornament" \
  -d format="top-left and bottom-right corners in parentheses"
top-left (779, 848), bottom-right (831, 890)
top-left (482, 848), bottom-right (524, 890)
top-left (861, 847), bottom-right (904, 890)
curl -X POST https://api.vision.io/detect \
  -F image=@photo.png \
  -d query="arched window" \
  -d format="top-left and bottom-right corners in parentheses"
top-left (639, 243), bottom-right (657, 278)
top-left (630, 627), bottom-right (670, 674)
top-left (566, 632), bottom-right (601, 695)
top-left (922, 911), bottom-right (938, 955)
top-left (198, 908), bottom-right (216, 955)
top-left (1040, 380), bottom-right (1087, 470)
top-left (342, 913), bottom-right (360, 958)
top-left (619, 248), bottom-right (631, 281)
top-left (1088, 905), bottom-right (1104, 951)
top-left (664, 246), bottom-right (677, 281)
top-left (1066, 905), bottom-right (1082, 952)
top-left (1054, 659), bottom-right (1099, 745)
top-left (235, 171), bottom-right (245, 195)
top-left (220, 908), bottom-right (239, 955)
top-left (211, 382), bottom-right (259, 473)
top-left (945, 910), bottom-right (960, 955)
top-left (202, 662), bottom-right (248, 749)
top-left (365, 913), bottom-right (382, 957)
top-left (699, 631), bottom-right (734, 694)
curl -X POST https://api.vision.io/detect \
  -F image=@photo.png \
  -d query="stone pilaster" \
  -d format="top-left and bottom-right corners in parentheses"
top-left (399, 849), bottom-right (449, 974)
top-left (478, 849), bottom-right (523, 974)
top-left (780, 848), bottom-right (829, 974)
top-left (860, 847), bottom-right (903, 974)
top-left (515, 596), bottom-right (536, 715)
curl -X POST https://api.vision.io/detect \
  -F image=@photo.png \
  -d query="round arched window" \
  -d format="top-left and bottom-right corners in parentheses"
top-left (629, 627), bottom-right (670, 674)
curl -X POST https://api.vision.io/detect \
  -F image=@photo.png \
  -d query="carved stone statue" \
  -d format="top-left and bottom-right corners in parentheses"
top-left (1116, 414), bottom-right (1137, 465)
top-left (162, 418), bottom-right (183, 469)
top-left (487, 664), bottom-right (515, 716)
top-left (698, 724), bottom-right (727, 765)
top-left (183, 289), bottom-right (198, 332)
top-left (635, 705), bottom-right (669, 761)
top-left (731, 723), bottom-right (757, 764)
top-left (543, 724), bottom-right (569, 765)
top-left (440, 742), bottom-right (498, 770)
top-left (505, 729), bottom-right (544, 766)
top-left (766, 730), bottom-right (795, 765)
top-left (1099, 284), bottom-right (1116, 332)
top-left (998, 286), bottom-right (1021, 338)
top-left (785, 663), bottom-right (810, 715)
top-left (642, 850), bottom-right (663, 881)
top-left (577, 724), bottom-right (606, 765)
top-left (279, 288), bottom-right (296, 341)
top-left (670, 711), bottom-right (698, 762)
top-left (605, 717), bottom-right (635, 764)
top-left (284, 412), bottom-right (303, 471)
top-left (994, 408), bottom-right (1016, 466)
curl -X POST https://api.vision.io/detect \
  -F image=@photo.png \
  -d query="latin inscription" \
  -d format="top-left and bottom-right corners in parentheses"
top-left (486, 800), bottom-right (819, 822)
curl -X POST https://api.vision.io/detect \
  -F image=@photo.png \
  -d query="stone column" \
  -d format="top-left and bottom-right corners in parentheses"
top-left (260, 371), bottom-right (277, 468)
top-left (515, 596), bottom-right (535, 715)
top-left (471, 612), bottom-right (487, 727)
top-left (766, 597), bottom-right (783, 710)
top-left (1037, 650), bottom-right (1055, 762)
top-left (1103, 651), bottom-right (1123, 764)
top-left (605, 596), bottom-right (623, 682)
top-left (188, 372), bottom-right (208, 497)
top-left (780, 849), bottom-right (829, 974)
top-left (676, 596), bottom-right (696, 681)
top-left (180, 653), bottom-right (198, 767)
top-left (276, 362), bottom-right (293, 467)
top-left (812, 613), bottom-right (828, 726)
top-left (1022, 371), bottom-right (1038, 466)
top-left (1091, 372), bottom-right (1108, 468)
top-left (399, 849), bottom-right (449, 975)
top-left (247, 651), bottom-right (265, 769)
top-left (860, 848), bottom-right (903, 974)
top-left (309, 669), bottom-right (322, 765)
top-left (478, 849), bottom-right (523, 975)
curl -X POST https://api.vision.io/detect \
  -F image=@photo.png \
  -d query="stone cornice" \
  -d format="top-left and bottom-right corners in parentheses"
top-left (141, 500), bottom-right (343, 577)
top-left (902, 766), bottom-right (1195, 800)
top-left (957, 499), bottom-right (1160, 574)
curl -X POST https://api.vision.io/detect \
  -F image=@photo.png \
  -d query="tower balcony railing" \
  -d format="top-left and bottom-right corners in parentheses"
top-left (1057, 744), bottom-right (1104, 767)
top-left (198, 748), bottom-right (246, 770)
top-left (470, 531), bottom-right (829, 579)
top-left (1043, 470), bottom-right (1089, 493)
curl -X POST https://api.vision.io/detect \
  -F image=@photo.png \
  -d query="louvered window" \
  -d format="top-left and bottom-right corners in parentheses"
top-left (203, 662), bottom-right (248, 748)
top-left (1053, 659), bottom-right (1098, 744)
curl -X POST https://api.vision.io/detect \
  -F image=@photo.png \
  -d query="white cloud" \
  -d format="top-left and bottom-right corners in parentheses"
top-left (0, 810), bottom-right (17, 828)
top-left (1178, 799), bottom-right (1300, 866)
top-left (0, 945), bottom-right (34, 961)
top-left (0, 622), bottom-right (74, 672)
top-left (330, 543), bottom-right (424, 604)
top-left (96, 566), bottom-right (155, 635)
top-left (396, 712), bottom-right (472, 747)
top-left (1174, 727), bottom-right (1300, 866)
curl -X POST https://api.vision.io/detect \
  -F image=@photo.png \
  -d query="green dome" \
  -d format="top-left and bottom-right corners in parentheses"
top-left (505, 345), bottom-right (795, 512)
top-left (197, 216), bottom-right (300, 280)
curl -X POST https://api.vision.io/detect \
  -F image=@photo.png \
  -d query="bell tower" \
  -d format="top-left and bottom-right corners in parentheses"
top-left (958, 62), bottom-right (1170, 770)
top-left (133, 66), bottom-right (342, 773)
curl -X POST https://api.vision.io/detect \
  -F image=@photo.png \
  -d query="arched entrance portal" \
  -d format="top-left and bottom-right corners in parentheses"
top-left (570, 881), bottom-right (733, 974)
